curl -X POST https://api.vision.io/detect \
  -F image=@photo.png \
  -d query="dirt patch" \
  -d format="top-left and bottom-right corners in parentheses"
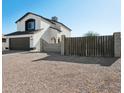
top-left (2, 52), bottom-right (121, 93)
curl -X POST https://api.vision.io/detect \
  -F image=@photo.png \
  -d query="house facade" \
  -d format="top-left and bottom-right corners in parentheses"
top-left (5, 12), bottom-right (71, 51)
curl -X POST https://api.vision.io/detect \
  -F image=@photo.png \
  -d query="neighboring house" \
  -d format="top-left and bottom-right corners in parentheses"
top-left (5, 12), bottom-right (71, 51)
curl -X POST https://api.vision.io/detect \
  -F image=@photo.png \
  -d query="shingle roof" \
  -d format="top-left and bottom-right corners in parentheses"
top-left (15, 12), bottom-right (71, 31)
top-left (5, 29), bottom-right (42, 36)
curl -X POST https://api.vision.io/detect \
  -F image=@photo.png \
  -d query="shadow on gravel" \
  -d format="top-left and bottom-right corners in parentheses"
top-left (32, 53), bottom-right (119, 66)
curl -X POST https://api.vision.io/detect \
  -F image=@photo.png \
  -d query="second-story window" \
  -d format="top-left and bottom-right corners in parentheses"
top-left (25, 19), bottom-right (35, 31)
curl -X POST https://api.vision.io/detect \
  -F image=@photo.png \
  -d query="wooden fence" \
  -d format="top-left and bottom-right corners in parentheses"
top-left (64, 36), bottom-right (114, 57)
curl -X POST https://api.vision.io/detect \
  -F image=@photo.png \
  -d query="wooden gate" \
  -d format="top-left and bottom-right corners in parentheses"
top-left (64, 36), bottom-right (114, 57)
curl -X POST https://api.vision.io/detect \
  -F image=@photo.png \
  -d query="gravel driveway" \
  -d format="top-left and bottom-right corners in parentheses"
top-left (2, 51), bottom-right (121, 93)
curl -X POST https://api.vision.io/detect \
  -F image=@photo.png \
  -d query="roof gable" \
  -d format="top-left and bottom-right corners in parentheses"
top-left (15, 12), bottom-right (71, 31)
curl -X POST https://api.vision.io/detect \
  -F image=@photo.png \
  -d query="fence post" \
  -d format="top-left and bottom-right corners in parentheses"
top-left (113, 32), bottom-right (121, 57)
top-left (86, 37), bottom-right (87, 56)
top-left (61, 35), bottom-right (65, 55)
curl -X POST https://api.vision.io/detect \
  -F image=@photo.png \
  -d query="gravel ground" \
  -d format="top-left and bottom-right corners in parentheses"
top-left (2, 51), bottom-right (121, 93)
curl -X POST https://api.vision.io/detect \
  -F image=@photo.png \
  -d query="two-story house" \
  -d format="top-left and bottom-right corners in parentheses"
top-left (5, 12), bottom-right (71, 51)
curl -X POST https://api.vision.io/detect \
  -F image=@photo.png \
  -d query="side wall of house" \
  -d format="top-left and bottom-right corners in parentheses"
top-left (32, 20), bottom-right (50, 51)
top-left (41, 28), bottom-right (59, 43)
top-left (60, 26), bottom-right (71, 37)
top-left (56, 26), bottom-right (71, 41)
top-left (41, 25), bottom-right (71, 45)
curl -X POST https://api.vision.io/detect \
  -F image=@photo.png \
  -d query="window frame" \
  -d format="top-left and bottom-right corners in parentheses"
top-left (25, 19), bottom-right (35, 31)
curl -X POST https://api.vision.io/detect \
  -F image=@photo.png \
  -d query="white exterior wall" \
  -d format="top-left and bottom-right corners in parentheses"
top-left (60, 26), bottom-right (71, 37)
top-left (41, 28), bottom-right (59, 43)
top-left (2, 42), bottom-right (7, 50)
top-left (2, 38), bottom-right (8, 50)
top-left (17, 14), bottom-right (42, 31)
top-left (33, 21), bottom-right (50, 51)
top-left (41, 26), bottom-right (71, 44)
top-left (56, 26), bottom-right (71, 41)
top-left (2, 36), bottom-right (9, 50)
top-left (5, 38), bottom-right (9, 49)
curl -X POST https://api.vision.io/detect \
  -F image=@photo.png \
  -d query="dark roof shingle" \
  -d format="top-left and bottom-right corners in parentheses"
top-left (5, 29), bottom-right (42, 36)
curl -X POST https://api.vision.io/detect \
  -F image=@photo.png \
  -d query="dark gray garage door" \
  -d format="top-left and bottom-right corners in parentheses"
top-left (9, 37), bottom-right (30, 50)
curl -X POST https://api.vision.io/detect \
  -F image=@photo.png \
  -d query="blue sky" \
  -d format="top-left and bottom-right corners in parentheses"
top-left (2, 0), bottom-right (120, 36)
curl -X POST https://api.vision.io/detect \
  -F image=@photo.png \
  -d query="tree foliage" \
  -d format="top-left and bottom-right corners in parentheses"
top-left (84, 31), bottom-right (99, 37)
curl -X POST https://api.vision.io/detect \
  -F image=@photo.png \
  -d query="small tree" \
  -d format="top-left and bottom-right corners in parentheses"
top-left (84, 31), bottom-right (99, 37)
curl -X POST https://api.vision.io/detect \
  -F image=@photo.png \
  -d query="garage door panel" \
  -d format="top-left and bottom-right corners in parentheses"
top-left (9, 38), bottom-right (30, 50)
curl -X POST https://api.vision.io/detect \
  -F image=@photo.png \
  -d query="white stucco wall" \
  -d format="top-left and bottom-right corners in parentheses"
top-left (17, 14), bottom-right (42, 31)
top-left (60, 26), bottom-right (71, 37)
top-left (33, 20), bottom-right (50, 51)
top-left (2, 42), bottom-right (8, 50)
top-left (56, 26), bottom-right (71, 42)
top-left (2, 36), bottom-right (8, 50)
top-left (6, 38), bottom-right (9, 49)
top-left (41, 28), bottom-right (59, 43)
top-left (2, 38), bottom-right (8, 50)
top-left (41, 26), bottom-right (71, 44)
